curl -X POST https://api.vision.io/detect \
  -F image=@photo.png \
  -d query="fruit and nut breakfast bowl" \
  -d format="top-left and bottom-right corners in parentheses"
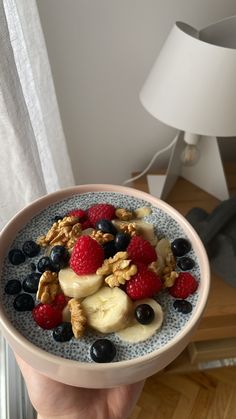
top-left (0, 184), bottom-right (210, 388)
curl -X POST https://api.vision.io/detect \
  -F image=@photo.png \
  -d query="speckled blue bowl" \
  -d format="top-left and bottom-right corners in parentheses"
top-left (0, 184), bottom-right (210, 388)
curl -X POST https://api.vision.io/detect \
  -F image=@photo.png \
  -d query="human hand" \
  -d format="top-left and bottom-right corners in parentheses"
top-left (15, 354), bottom-right (144, 419)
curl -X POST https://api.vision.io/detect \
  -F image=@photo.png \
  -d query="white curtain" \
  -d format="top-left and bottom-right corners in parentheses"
top-left (0, 0), bottom-right (75, 231)
top-left (0, 1), bottom-right (75, 417)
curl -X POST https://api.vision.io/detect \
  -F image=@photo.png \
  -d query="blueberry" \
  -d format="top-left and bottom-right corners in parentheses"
top-left (22, 272), bottom-right (41, 293)
top-left (90, 339), bottom-right (116, 363)
top-left (37, 256), bottom-right (56, 273)
top-left (171, 238), bottom-right (191, 257)
top-left (50, 246), bottom-right (70, 269)
top-left (13, 293), bottom-right (35, 311)
top-left (53, 322), bottom-right (74, 342)
top-left (22, 240), bottom-right (40, 257)
top-left (115, 232), bottom-right (130, 251)
top-left (53, 215), bottom-right (64, 222)
top-left (8, 249), bottom-right (25, 265)
top-left (177, 256), bottom-right (195, 271)
top-left (173, 299), bottom-right (192, 314)
top-left (5, 280), bottom-right (22, 295)
top-left (95, 219), bottom-right (117, 236)
top-left (102, 240), bottom-right (117, 258)
top-left (135, 304), bottom-right (155, 325)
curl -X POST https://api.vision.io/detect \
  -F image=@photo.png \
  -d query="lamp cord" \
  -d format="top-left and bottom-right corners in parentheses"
top-left (122, 135), bottom-right (178, 186)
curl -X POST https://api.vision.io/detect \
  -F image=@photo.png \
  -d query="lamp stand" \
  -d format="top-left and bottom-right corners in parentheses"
top-left (147, 132), bottom-right (230, 201)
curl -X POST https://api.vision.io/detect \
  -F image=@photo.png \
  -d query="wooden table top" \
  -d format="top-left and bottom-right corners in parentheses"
top-left (132, 162), bottom-right (236, 342)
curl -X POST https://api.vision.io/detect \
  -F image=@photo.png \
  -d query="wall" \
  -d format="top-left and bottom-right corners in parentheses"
top-left (36, 0), bottom-right (236, 185)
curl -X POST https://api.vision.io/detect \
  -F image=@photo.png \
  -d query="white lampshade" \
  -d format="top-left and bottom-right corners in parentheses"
top-left (140, 18), bottom-right (236, 137)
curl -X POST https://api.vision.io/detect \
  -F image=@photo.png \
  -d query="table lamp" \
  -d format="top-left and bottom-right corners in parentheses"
top-left (139, 17), bottom-right (236, 200)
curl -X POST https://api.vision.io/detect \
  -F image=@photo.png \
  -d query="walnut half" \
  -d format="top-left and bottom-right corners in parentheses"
top-left (90, 230), bottom-right (114, 245)
top-left (68, 298), bottom-right (87, 339)
top-left (37, 216), bottom-right (82, 248)
top-left (97, 251), bottom-right (137, 287)
top-left (36, 271), bottom-right (60, 304)
top-left (115, 208), bottom-right (134, 221)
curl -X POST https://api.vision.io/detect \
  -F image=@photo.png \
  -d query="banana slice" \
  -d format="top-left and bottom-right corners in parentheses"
top-left (58, 267), bottom-right (103, 299)
top-left (62, 303), bottom-right (71, 322)
top-left (116, 298), bottom-right (163, 343)
top-left (81, 228), bottom-right (94, 236)
top-left (135, 220), bottom-right (158, 246)
top-left (81, 286), bottom-right (133, 333)
top-left (133, 206), bottom-right (152, 218)
top-left (156, 238), bottom-right (171, 259)
top-left (62, 298), bottom-right (84, 322)
top-left (152, 238), bottom-right (172, 275)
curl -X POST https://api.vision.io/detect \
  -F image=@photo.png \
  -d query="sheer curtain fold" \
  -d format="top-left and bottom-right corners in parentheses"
top-left (0, 1), bottom-right (75, 417)
top-left (0, 0), bottom-right (75, 231)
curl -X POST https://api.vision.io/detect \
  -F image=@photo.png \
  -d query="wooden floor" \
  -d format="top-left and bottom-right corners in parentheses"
top-left (129, 365), bottom-right (236, 419)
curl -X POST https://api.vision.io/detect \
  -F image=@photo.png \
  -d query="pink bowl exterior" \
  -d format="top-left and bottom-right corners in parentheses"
top-left (0, 184), bottom-right (210, 388)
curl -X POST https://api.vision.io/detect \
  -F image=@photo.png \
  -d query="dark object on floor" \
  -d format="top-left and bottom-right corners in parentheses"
top-left (186, 196), bottom-right (236, 288)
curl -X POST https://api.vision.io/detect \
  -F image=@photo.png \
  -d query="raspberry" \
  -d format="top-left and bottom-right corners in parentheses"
top-left (52, 293), bottom-right (68, 310)
top-left (68, 209), bottom-right (87, 221)
top-left (125, 266), bottom-right (162, 300)
top-left (169, 272), bottom-right (198, 299)
top-left (68, 209), bottom-right (92, 229)
top-left (80, 219), bottom-right (93, 230)
top-left (127, 235), bottom-right (157, 265)
top-left (70, 236), bottom-right (104, 275)
top-left (87, 203), bottom-right (116, 227)
top-left (32, 303), bottom-right (62, 329)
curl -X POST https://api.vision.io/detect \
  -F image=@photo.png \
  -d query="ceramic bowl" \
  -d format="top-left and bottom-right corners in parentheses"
top-left (0, 184), bottom-right (210, 388)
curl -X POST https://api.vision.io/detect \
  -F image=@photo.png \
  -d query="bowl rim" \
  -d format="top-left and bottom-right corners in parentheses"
top-left (0, 183), bottom-right (210, 370)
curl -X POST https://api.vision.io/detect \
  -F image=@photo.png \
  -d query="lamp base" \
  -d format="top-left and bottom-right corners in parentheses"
top-left (146, 175), bottom-right (167, 198)
top-left (147, 132), bottom-right (230, 201)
